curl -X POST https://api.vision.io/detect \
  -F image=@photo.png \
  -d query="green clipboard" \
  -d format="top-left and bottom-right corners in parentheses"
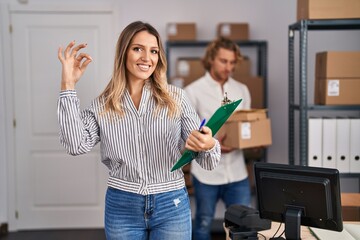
top-left (171, 99), bottom-right (242, 172)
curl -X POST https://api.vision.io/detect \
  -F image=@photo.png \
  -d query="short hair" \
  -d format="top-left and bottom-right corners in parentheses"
top-left (202, 37), bottom-right (242, 71)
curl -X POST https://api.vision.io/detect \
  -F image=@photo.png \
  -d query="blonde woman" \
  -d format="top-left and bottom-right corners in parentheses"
top-left (57, 21), bottom-right (221, 240)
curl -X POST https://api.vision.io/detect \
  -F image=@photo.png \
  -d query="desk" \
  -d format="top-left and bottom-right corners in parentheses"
top-left (257, 222), bottom-right (360, 240)
top-left (258, 222), bottom-right (315, 240)
top-left (309, 222), bottom-right (360, 240)
top-left (225, 222), bottom-right (316, 240)
top-left (226, 221), bottom-right (360, 240)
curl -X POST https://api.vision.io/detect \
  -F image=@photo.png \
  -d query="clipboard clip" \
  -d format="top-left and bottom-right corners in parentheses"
top-left (221, 92), bottom-right (232, 106)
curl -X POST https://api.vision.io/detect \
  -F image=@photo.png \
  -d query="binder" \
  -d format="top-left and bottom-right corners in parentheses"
top-left (336, 118), bottom-right (350, 173)
top-left (308, 118), bottom-right (322, 167)
top-left (350, 118), bottom-right (360, 173)
top-left (322, 118), bottom-right (336, 169)
top-left (171, 99), bottom-right (242, 172)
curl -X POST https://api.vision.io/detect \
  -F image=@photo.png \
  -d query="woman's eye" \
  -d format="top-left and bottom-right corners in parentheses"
top-left (133, 47), bottom-right (142, 52)
top-left (151, 49), bottom-right (158, 54)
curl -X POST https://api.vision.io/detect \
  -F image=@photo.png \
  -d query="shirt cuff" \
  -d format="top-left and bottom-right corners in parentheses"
top-left (59, 90), bottom-right (77, 98)
top-left (205, 139), bottom-right (220, 153)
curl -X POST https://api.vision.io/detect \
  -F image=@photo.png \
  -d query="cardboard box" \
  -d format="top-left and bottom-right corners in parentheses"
top-left (234, 76), bottom-right (264, 109)
top-left (167, 23), bottom-right (196, 41)
top-left (217, 23), bottom-right (249, 41)
top-left (342, 206), bottom-right (360, 221)
top-left (232, 58), bottom-right (251, 79)
top-left (316, 52), bottom-right (360, 78)
top-left (297, 0), bottom-right (360, 20)
top-left (314, 78), bottom-right (360, 105)
top-left (341, 193), bottom-right (360, 207)
top-left (341, 193), bottom-right (360, 221)
top-left (174, 58), bottom-right (205, 87)
top-left (218, 109), bottom-right (272, 149)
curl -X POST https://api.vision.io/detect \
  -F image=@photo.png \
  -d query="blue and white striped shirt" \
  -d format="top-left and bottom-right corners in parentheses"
top-left (57, 83), bottom-right (220, 195)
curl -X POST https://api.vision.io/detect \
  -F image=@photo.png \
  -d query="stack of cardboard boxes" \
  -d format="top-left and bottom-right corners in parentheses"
top-left (314, 51), bottom-right (360, 105)
top-left (232, 59), bottom-right (264, 110)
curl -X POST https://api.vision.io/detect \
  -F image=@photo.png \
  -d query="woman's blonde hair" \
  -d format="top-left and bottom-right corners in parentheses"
top-left (202, 37), bottom-right (242, 71)
top-left (99, 21), bottom-right (179, 117)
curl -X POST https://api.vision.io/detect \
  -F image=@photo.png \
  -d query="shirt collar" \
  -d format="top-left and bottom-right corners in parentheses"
top-left (204, 71), bottom-right (230, 88)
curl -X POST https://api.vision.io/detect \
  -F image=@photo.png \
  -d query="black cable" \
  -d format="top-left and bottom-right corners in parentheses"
top-left (269, 229), bottom-right (286, 240)
top-left (257, 232), bottom-right (267, 240)
top-left (271, 222), bottom-right (282, 238)
top-left (277, 229), bottom-right (285, 239)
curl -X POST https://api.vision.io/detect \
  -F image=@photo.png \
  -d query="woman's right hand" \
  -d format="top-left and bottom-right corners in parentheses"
top-left (58, 41), bottom-right (92, 90)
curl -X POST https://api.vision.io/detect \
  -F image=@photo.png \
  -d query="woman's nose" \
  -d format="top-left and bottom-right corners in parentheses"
top-left (141, 51), bottom-right (150, 61)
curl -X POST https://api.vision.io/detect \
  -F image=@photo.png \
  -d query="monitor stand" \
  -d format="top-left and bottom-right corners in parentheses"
top-left (284, 208), bottom-right (302, 240)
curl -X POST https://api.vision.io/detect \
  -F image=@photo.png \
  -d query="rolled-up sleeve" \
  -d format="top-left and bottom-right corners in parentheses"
top-left (195, 140), bottom-right (221, 170)
top-left (180, 90), bottom-right (221, 170)
top-left (57, 90), bottom-right (100, 155)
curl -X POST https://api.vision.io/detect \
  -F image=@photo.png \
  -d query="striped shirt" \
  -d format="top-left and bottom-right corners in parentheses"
top-left (57, 83), bottom-right (221, 195)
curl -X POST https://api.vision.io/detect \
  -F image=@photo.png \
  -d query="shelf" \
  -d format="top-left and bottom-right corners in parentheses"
top-left (340, 173), bottom-right (360, 178)
top-left (289, 19), bottom-right (360, 31)
top-left (288, 19), bottom-right (360, 167)
top-left (166, 40), bottom-right (267, 48)
top-left (290, 104), bottom-right (360, 111)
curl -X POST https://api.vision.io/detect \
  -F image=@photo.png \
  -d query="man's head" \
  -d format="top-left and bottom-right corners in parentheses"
top-left (202, 37), bottom-right (242, 84)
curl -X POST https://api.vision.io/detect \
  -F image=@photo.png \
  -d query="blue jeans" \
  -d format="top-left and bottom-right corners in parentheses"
top-left (192, 176), bottom-right (251, 240)
top-left (105, 187), bottom-right (191, 240)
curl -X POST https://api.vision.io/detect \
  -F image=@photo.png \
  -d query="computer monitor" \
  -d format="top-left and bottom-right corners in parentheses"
top-left (254, 162), bottom-right (343, 240)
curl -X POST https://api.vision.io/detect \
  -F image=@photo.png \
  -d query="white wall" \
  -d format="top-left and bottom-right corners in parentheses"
top-left (0, 2), bottom-right (8, 225)
top-left (1, 0), bottom-right (360, 228)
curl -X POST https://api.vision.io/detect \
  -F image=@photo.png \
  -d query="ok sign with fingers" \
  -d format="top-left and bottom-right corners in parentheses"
top-left (58, 41), bottom-right (93, 90)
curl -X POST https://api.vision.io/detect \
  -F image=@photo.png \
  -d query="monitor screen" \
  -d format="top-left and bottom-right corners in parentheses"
top-left (254, 162), bottom-right (343, 240)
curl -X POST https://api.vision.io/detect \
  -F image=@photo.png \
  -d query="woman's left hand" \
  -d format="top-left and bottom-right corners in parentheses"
top-left (185, 126), bottom-right (215, 152)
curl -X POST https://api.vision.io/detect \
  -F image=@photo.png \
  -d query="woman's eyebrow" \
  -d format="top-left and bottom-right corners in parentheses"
top-left (131, 43), bottom-right (159, 49)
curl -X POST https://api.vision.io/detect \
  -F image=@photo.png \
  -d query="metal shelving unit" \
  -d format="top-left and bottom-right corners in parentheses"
top-left (165, 40), bottom-right (268, 109)
top-left (288, 19), bottom-right (360, 166)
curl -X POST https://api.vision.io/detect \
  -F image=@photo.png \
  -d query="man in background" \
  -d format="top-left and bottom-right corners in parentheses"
top-left (185, 37), bottom-right (251, 240)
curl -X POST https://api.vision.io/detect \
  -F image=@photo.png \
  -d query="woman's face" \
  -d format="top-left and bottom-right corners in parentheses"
top-left (126, 30), bottom-right (159, 83)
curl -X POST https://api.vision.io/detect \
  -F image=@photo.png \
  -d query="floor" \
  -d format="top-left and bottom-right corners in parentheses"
top-left (0, 229), bottom-right (226, 240)
top-left (0, 229), bottom-right (106, 240)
